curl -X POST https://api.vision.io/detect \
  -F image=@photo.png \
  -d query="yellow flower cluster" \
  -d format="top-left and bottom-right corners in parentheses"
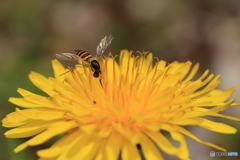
top-left (2, 50), bottom-right (239, 160)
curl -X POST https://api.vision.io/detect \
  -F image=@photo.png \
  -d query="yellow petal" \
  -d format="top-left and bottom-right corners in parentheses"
top-left (26, 121), bottom-right (78, 146)
top-left (173, 61), bottom-right (192, 80)
top-left (120, 50), bottom-right (133, 77)
top-left (182, 100), bottom-right (234, 118)
top-left (145, 130), bottom-right (178, 155)
top-left (176, 126), bottom-right (226, 152)
top-left (61, 132), bottom-right (93, 159)
top-left (17, 88), bottom-right (56, 108)
top-left (52, 59), bottom-right (66, 81)
top-left (27, 108), bottom-right (65, 121)
top-left (207, 99), bottom-right (234, 112)
top-left (48, 78), bottom-right (81, 102)
top-left (28, 71), bottom-right (56, 96)
top-left (198, 118), bottom-right (237, 134)
top-left (38, 146), bottom-right (63, 159)
top-left (73, 134), bottom-right (102, 160)
top-left (37, 130), bottom-right (82, 158)
top-left (4, 120), bottom-right (48, 138)
top-left (122, 138), bottom-right (141, 160)
top-left (14, 108), bottom-right (64, 121)
top-left (2, 110), bottom-right (30, 127)
top-left (94, 138), bottom-right (107, 160)
top-left (97, 126), bottom-right (112, 137)
top-left (193, 87), bottom-right (235, 105)
top-left (170, 131), bottom-right (190, 160)
top-left (105, 132), bottom-right (122, 160)
top-left (153, 60), bottom-right (167, 71)
top-left (137, 52), bottom-right (153, 76)
top-left (172, 118), bottom-right (204, 125)
top-left (80, 124), bottom-right (97, 134)
top-left (2, 119), bottom-right (26, 128)
top-left (211, 87), bottom-right (235, 103)
top-left (182, 80), bottom-right (203, 95)
top-left (141, 136), bottom-right (164, 160)
top-left (183, 63), bottom-right (199, 82)
top-left (9, 98), bottom-right (42, 108)
top-left (14, 143), bottom-right (28, 153)
top-left (212, 113), bottom-right (240, 121)
top-left (103, 56), bottom-right (120, 85)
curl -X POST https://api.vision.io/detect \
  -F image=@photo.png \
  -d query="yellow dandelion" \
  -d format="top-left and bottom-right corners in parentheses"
top-left (2, 50), bottom-right (240, 160)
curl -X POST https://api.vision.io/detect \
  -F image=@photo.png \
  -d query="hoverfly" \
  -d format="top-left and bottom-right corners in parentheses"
top-left (55, 33), bottom-right (114, 84)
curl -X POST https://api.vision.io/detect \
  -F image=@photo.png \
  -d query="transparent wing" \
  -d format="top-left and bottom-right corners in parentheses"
top-left (96, 33), bottom-right (114, 57)
top-left (56, 53), bottom-right (79, 62)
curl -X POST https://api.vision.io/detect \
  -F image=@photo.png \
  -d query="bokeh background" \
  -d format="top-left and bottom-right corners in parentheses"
top-left (0, 0), bottom-right (240, 160)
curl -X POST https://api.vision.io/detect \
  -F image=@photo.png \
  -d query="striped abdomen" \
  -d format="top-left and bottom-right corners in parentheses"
top-left (74, 50), bottom-right (93, 62)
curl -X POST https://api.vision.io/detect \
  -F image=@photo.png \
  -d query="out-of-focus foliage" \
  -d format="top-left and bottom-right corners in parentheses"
top-left (0, 0), bottom-right (240, 160)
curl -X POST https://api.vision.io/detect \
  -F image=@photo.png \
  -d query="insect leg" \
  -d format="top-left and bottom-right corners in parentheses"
top-left (59, 67), bottom-right (75, 76)
top-left (99, 79), bottom-right (103, 86)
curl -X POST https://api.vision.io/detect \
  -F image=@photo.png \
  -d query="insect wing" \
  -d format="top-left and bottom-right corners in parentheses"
top-left (56, 53), bottom-right (79, 62)
top-left (96, 33), bottom-right (114, 57)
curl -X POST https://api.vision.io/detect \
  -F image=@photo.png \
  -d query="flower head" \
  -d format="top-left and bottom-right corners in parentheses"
top-left (2, 50), bottom-right (240, 160)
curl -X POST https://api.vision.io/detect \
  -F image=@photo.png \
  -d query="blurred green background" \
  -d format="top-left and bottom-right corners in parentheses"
top-left (0, 0), bottom-right (240, 160)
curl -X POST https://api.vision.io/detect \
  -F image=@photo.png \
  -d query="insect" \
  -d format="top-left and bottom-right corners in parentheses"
top-left (55, 33), bottom-right (114, 83)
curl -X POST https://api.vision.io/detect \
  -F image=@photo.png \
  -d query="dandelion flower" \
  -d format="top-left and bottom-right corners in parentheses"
top-left (2, 50), bottom-right (240, 160)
